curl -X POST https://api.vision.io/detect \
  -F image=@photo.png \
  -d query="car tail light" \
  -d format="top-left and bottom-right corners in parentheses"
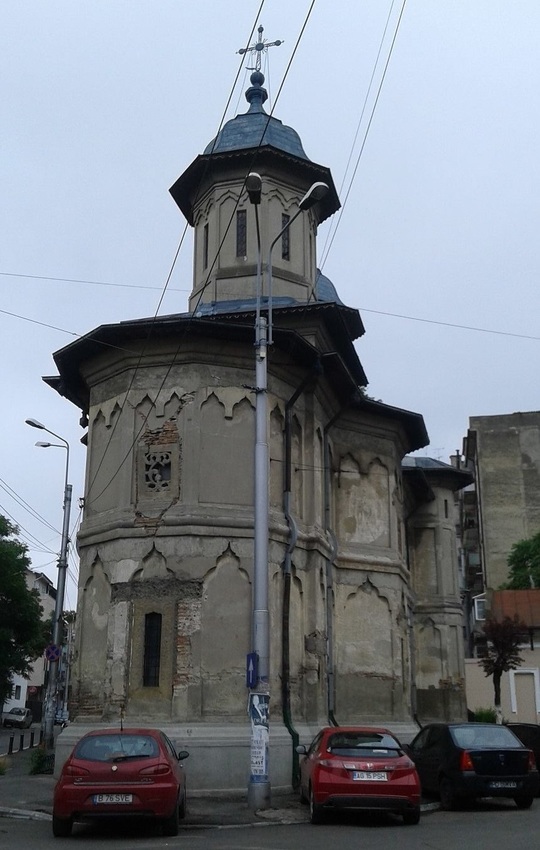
top-left (459, 750), bottom-right (475, 771)
top-left (318, 758), bottom-right (342, 769)
top-left (139, 763), bottom-right (172, 776)
top-left (528, 751), bottom-right (536, 771)
top-left (63, 764), bottom-right (90, 777)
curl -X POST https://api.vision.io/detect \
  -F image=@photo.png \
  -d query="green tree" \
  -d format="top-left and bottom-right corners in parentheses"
top-left (506, 530), bottom-right (540, 589)
top-left (479, 615), bottom-right (527, 723)
top-left (0, 515), bottom-right (47, 706)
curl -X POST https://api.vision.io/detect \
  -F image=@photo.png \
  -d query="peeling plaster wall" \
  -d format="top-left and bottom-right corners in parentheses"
top-left (72, 337), bottom-right (423, 738)
top-left (408, 482), bottom-right (467, 722)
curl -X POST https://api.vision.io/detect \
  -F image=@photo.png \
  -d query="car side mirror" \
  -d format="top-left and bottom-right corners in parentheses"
top-left (177, 750), bottom-right (189, 761)
top-left (295, 744), bottom-right (307, 755)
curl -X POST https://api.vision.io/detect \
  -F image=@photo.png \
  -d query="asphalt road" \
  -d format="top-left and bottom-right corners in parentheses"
top-left (1, 802), bottom-right (540, 850)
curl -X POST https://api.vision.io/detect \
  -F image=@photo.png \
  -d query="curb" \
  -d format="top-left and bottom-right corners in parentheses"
top-left (0, 807), bottom-right (51, 821)
top-left (0, 801), bottom-right (439, 825)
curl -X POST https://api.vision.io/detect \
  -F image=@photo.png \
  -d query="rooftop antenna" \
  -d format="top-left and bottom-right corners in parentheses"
top-left (237, 25), bottom-right (283, 72)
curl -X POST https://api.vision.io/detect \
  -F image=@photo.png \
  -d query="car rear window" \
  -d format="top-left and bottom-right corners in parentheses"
top-left (74, 734), bottom-right (159, 762)
top-left (327, 732), bottom-right (400, 755)
top-left (451, 726), bottom-right (523, 749)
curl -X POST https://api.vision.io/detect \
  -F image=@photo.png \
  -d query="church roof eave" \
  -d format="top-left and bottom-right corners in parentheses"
top-left (169, 146), bottom-right (340, 226)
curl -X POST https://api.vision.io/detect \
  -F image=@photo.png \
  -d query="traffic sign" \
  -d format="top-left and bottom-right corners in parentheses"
top-left (45, 644), bottom-right (61, 662)
top-left (246, 652), bottom-right (258, 688)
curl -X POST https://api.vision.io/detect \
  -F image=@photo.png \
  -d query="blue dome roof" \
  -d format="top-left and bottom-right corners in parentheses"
top-left (204, 71), bottom-right (309, 160)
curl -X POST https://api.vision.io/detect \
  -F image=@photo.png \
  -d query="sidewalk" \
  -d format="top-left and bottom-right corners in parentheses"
top-left (0, 748), bottom-right (309, 827)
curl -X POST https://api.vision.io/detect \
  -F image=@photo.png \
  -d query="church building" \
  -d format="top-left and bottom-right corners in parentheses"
top-left (46, 58), bottom-right (469, 791)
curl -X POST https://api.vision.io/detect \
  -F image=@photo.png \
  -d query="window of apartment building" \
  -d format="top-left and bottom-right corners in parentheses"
top-left (236, 210), bottom-right (247, 257)
top-left (281, 213), bottom-right (290, 260)
top-left (473, 594), bottom-right (486, 621)
top-left (14, 685), bottom-right (21, 700)
top-left (143, 612), bottom-right (162, 687)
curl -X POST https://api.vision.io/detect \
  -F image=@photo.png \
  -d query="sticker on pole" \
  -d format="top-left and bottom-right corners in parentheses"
top-left (249, 693), bottom-right (269, 783)
top-left (45, 644), bottom-right (61, 662)
top-left (246, 652), bottom-right (258, 688)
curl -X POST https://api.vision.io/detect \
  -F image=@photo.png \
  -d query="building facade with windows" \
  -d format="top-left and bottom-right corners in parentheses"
top-left (456, 411), bottom-right (540, 656)
top-left (2, 570), bottom-right (56, 720)
top-left (46, 70), bottom-right (469, 788)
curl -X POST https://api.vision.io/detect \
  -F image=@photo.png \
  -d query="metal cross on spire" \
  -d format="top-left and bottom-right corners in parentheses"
top-left (238, 25), bottom-right (283, 72)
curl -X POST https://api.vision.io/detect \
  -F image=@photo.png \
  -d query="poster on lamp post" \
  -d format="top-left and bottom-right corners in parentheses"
top-left (249, 692), bottom-right (269, 782)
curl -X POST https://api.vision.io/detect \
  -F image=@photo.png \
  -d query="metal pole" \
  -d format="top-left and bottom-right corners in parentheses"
top-left (43, 460), bottom-right (71, 750)
top-left (247, 186), bottom-right (271, 809)
top-left (25, 420), bottom-right (71, 751)
top-left (245, 177), bottom-right (329, 809)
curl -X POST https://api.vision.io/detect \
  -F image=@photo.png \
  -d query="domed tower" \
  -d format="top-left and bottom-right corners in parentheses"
top-left (169, 68), bottom-right (340, 313)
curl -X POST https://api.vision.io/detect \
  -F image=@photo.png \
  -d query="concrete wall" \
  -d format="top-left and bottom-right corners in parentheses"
top-left (470, 412), bottom-right (540, 589)
top-left (408, 482), bottom-right (467, 722)
top-left (465, 650), bottom-right (540, 723)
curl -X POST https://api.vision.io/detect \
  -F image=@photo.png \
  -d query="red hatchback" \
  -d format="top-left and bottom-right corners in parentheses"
top-left (297, 726), bottom-right (421, 825)
top-left (52, 728), bottom-right (189, 837)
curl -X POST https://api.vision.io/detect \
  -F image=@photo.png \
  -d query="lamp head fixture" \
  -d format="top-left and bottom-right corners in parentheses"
top-left (246, 172), bottom-right (262, 205)
top-left (299, 182), bottom-right (329, 211)
top-left (25, 418), bottom-right (45, 430)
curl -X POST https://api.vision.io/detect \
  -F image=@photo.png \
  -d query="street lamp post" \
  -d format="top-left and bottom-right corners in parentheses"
top-left (245, 176), bottom-right (328, 809)
top-left (26, 418), bottom-right (72, 750)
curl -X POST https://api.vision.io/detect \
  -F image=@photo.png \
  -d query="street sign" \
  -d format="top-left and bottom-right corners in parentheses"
top-left (45, 644), bottom-right (61, 662)
top-left (246, 652), bottom-right (258, 688)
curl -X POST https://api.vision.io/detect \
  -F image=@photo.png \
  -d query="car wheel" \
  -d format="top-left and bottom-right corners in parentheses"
top-left (178, 786), bottom-right (187, 820)
top-left (162, 799), bottom-right (180, 836)
top-left (52, 815), bottom-right (72, 837)
top-left (514, 794), bottom-right (534, 809)
top-left (403, 807), bottom-right (420, 825)
top-left (439, 777), bottom-right (457, 811)
top-left (309, 785), bottom-right (325, 824)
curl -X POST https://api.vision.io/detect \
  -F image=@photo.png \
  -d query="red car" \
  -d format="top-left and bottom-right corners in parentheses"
top-left (297, 726), bottom-right (421, 825)
top-left (52, 728), bottom-right (189, 837)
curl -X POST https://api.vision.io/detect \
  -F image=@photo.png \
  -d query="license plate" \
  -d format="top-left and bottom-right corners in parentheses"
top-left (352, 771), bottom-right (387, 781)
top-left (489, 781), bottom-right (517, 789)
top-left (93, 793), bottom-right (133, 804)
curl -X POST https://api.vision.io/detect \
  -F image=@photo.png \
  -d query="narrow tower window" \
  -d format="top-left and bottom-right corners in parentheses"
top-left (143, 612), bottom-right (162, 687)
top-left (236, 210), bottom-right (247, 257)
top-left (203, 223), bottom-right (209, 270)
top-left (281, 213), bottom-right (290, 260)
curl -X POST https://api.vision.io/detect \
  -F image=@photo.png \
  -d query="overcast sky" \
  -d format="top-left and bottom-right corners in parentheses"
top-left (2, 1), bottom-right (539, 598)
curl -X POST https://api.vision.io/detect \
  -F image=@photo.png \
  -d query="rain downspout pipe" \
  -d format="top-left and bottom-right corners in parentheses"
top-left (282, 366), bottom-right (320, 788)
top-left (323, 406), bottom-right (348, 727)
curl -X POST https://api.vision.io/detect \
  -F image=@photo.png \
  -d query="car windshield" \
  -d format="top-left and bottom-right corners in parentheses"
top-left (74, 734), bottom-right (159, 762)
top-left (451, 725), bottom-right (522, 749)
top-left (327, 732), bottom-right (400, 756)
top-left (10, 709), bottom-right (25, 716)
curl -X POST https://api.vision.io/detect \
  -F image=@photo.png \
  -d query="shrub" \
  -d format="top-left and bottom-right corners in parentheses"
top-left (474, 707), bottom-right (497, 723)
top-left (29, 746), bottom-right (51, 775)
top-left (0, 756), bottom-right (7, 775)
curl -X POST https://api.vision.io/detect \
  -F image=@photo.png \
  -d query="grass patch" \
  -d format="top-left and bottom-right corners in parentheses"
top-left (473, 706), bottom-right (497, 723)
top-left (0, 756), bottom-right (7, 775)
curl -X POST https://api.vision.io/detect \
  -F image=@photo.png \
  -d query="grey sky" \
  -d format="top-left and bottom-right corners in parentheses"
top-left (2, 1), bottom-right (539, 597)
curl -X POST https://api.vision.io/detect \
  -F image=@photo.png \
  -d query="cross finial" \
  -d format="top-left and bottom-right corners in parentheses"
top-left (238, 25), bottom-right (283, 72)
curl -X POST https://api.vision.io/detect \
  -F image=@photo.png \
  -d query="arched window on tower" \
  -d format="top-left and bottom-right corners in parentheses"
top-left (143, 612), bottom-right (162, 687)
top-left (281, 213), bottom-right (290, 260)
top-left (236, 209), bottom-right (247, 257)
